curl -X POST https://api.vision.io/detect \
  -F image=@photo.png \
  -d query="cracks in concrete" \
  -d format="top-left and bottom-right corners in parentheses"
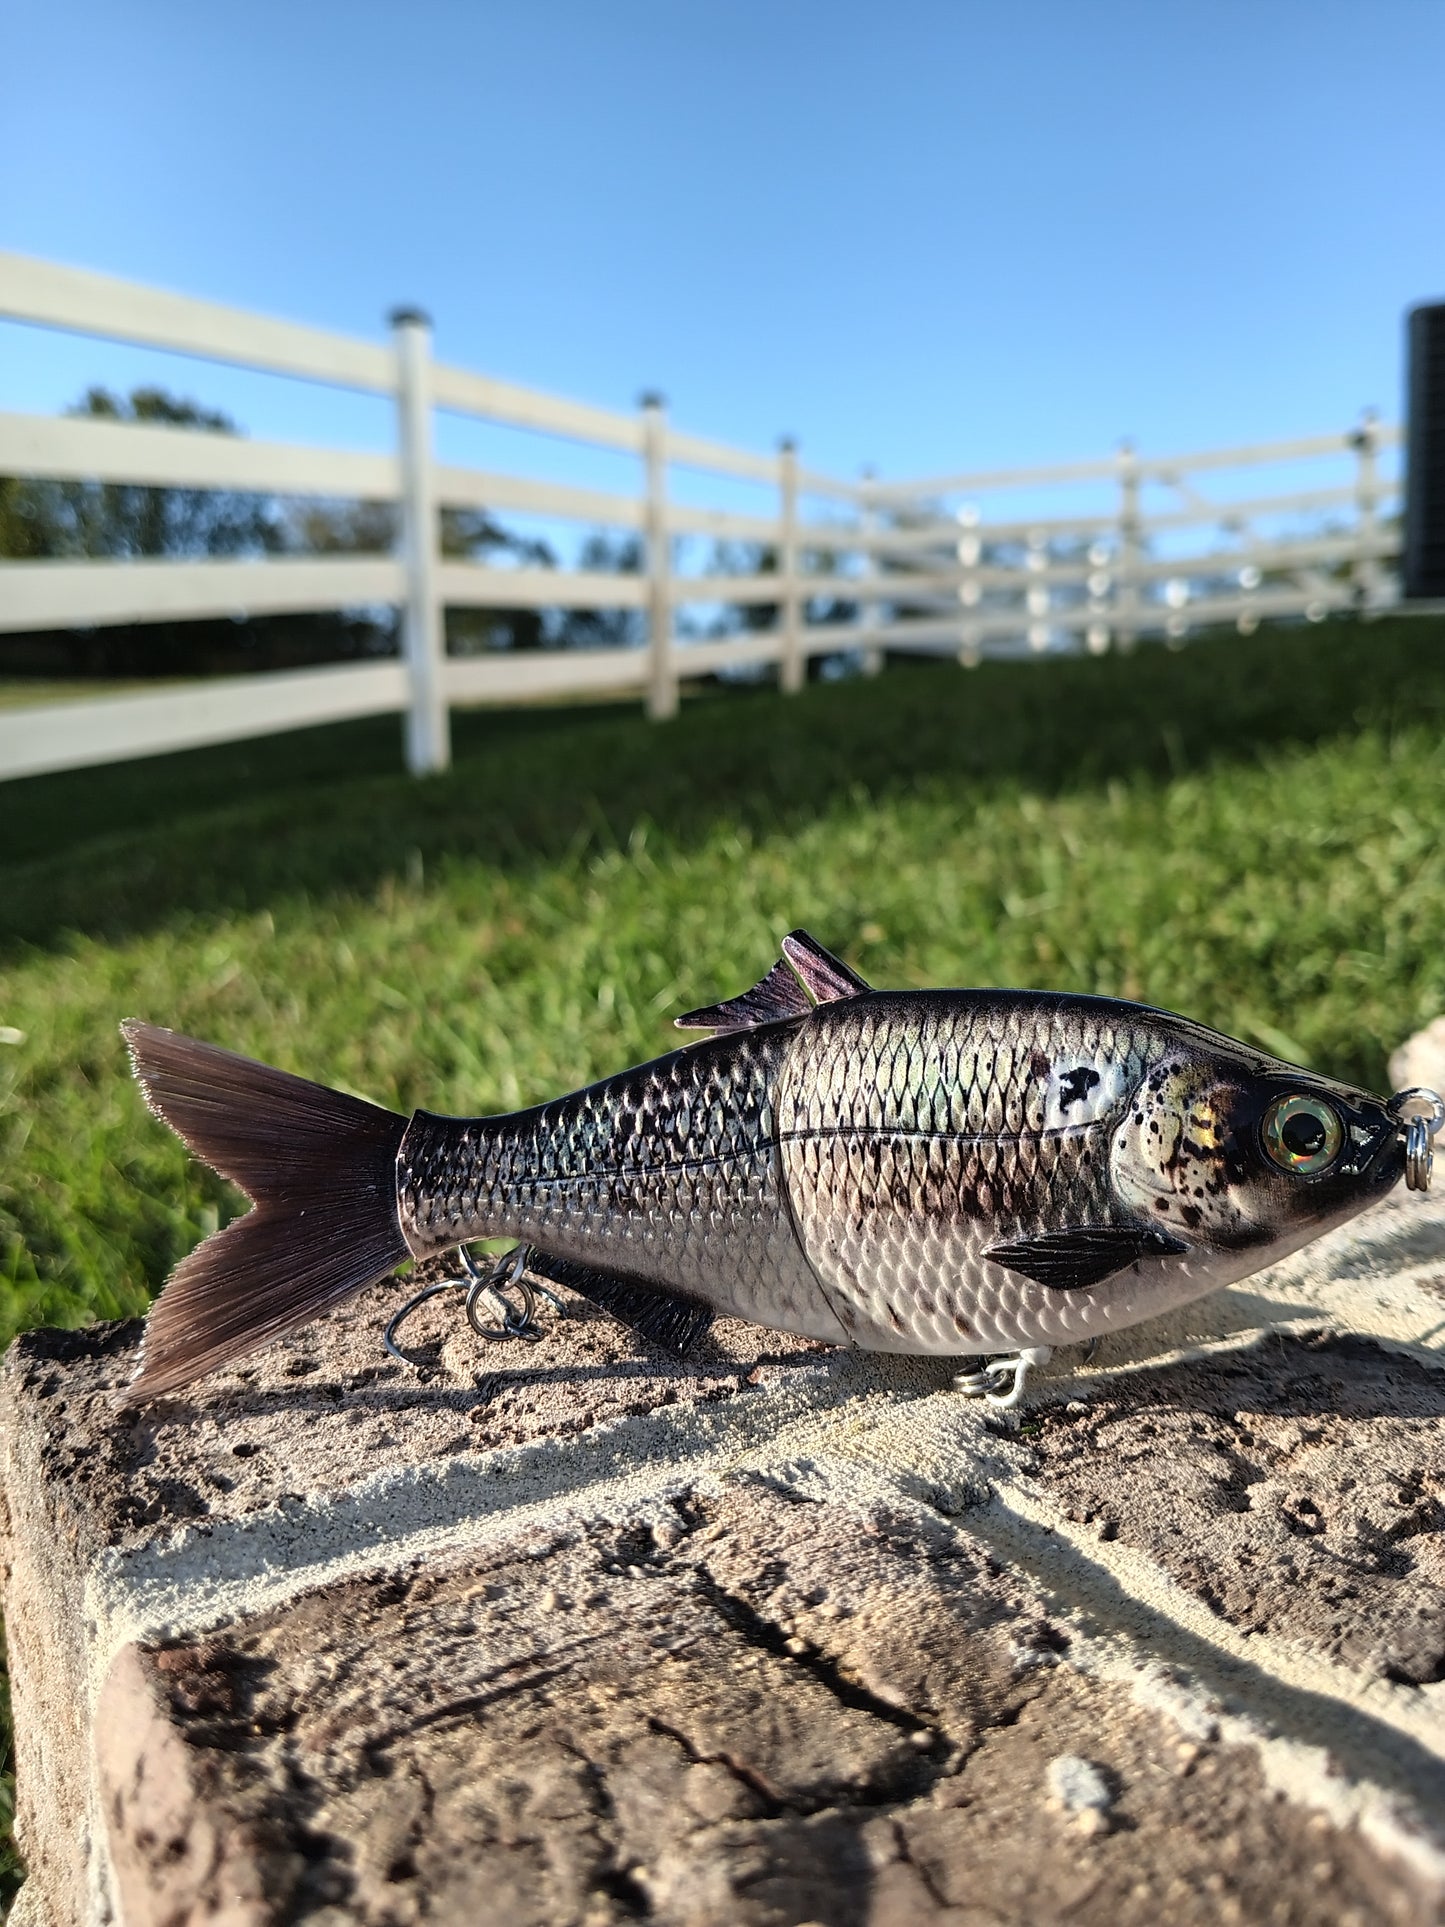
top-left (19, 1224), bottom-right (1445, 1924)
top-left (363, 1659), bottom-right (575, 1752)
top-left (887, 1817), bottom-right (952, 1913)
top-left (689, 1570), bottom-right (943, 1759)
top-left (77, 1361), bottom-right (873, 1702)
top-left (552, 1737), bottom-right (653, 1922)
top-left (962, 1484), bottom-right (1445, 1877)
top-left (645, 1713), bottom-right (789, 1816)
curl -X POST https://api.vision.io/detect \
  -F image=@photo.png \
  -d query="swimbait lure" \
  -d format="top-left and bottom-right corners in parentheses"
top-left (122, 930), bottom-right (1440, 1406)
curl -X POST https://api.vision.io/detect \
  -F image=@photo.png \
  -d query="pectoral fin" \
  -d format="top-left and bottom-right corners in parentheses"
top-left (524, 1250), bottom-right (715, 1357)
top-left (675, 928), bottom-right (871, 1033)
top-left (987, 1225), bottom-right (1188, 1292)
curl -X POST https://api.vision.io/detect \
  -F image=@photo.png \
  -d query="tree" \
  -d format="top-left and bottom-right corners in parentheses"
top-left (558, 531), bottom-right (643, 649)
top-left (0, 387), bottom-right (392, 679)
top-left (0, 387), bottom-right (652, 674)
top-left (442, 508), bottom-right (558, 655)
top-left (699, 538), bottom-right (858, 679)
top-left (0, 387), bottom-right (279, 562)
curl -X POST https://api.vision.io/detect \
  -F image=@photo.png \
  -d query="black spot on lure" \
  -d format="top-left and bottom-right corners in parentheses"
top-left (121, 930), bottom-right (1429, 1405)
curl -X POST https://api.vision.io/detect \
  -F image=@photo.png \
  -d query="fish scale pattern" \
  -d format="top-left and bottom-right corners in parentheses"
top-left (393, 983), bottom-right (1388, 1361)
top-left (397, 1025), bottom-right (842, 1338)
top-left (778, 992), bottom-right (1165, 1350)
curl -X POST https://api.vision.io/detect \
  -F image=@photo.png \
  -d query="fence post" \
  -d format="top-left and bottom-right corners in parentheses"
top-left (778, 438), bottom-right (804, 694)
top-left (640, 392), bottom-right (676, 720)
top-left (858, 467), bottom-right (883, 677)
top-left (1025, 527), bottom-right (1050, 651)
top-left (1115, 438), bottom-right (1141, 654)
top-left (1086, 537), bottom-right (1111, 655)
top-left (957, 504), bottom-right (982, 667)
top-left (391, 307), bottom-right (449, 774)
top-left (1352, 409), bottom-right (1380, 612)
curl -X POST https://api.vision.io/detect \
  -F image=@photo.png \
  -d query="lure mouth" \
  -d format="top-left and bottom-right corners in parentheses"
top-left (1388, 1087), bottom-right (1445, 1192)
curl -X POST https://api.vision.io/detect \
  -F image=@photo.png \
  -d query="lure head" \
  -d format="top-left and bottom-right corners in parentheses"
top-left (1111, 1040), bottom-right (1405, 1269)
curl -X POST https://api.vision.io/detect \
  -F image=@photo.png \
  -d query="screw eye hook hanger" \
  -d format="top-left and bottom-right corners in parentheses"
top-left (383, 1243), bottom-right (564, 1366)
top-left (460, 1242), bottom-right (543, 1342)
top-left (1389, 1088), bottom-right (1445, 1193)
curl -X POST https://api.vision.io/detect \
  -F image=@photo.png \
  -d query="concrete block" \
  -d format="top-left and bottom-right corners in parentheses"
top-left (1390, 1015), bottom-right (1445, 1098)
top-left (6, 1177), bottom-right (1445, 1924)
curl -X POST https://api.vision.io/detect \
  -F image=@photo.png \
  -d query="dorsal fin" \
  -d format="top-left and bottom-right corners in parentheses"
top-left (674, 957), bottom-right (812, 1033)
top-left (674, 929), bottom-right (871, 1033)
top-left (781, 929), bottom-right (871, 1003)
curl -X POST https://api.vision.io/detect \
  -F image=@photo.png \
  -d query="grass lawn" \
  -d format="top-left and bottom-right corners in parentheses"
top-left (0, 680), bottom-right (180, 710)
top-left (4, 613), bottom-right (1445, 1900)
top-left (6, 615), bottom-right (1445, 1359)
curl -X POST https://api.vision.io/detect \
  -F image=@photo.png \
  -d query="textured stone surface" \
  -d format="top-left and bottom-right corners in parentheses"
top-left (3, 1270), bottom-right (826, 1547)
top-left (7, 1167), bottom-right (1445, 1923)
top-left (88, 1492), bottom-right (1436, 1927)
top-left (1390, 1017), bottom-right (1445, 1098)
top-left (1028, 1333), bottom-right (1445, 1683)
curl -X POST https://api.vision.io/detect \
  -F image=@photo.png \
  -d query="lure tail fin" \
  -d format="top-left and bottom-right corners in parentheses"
top-left (120, 1022), bottom-right (410, 1404)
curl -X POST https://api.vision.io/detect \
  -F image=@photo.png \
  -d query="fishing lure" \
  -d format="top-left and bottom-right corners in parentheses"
top-left (122, 930), bottom-right (1442, 1408)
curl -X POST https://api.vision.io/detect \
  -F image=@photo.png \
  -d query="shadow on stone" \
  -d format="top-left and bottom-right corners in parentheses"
top-left (971, 1498), bottom-right (1445, 1818)
top-left (1085, 1332), bottom-right (1445, 1423)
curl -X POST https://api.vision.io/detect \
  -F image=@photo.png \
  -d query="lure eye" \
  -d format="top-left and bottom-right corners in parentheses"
top-left (1262, 1094), bottom-right (1343, 1176)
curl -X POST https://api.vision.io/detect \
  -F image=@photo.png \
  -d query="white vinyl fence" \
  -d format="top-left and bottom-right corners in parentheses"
top-left (0, 252), bottom-right (1403, 784)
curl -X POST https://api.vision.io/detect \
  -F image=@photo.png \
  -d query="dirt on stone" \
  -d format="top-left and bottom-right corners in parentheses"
top-left (1027, 1331), bottom-right (1445, 1685)
top-left (1, 1285), bottom-right (830, 1550)
top-left (100, 1479), bottom-right (1437, 1927)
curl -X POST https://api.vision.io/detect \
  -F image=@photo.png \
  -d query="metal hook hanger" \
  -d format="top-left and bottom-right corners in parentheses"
top-left (460, 1242), bottom-right (542, 1343)
top-left (383, 1243), bottom-right (565, 1366)
top-left (1389, 1087), bottom-right (1445, 1193)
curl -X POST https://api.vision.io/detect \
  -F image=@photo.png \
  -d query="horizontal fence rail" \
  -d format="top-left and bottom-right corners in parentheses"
top-left (0, 249), bottom-right (1406, 782)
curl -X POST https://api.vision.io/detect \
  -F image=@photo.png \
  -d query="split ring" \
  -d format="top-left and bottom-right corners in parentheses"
top-left (1389, 1087), bottom-right (1445, 1193)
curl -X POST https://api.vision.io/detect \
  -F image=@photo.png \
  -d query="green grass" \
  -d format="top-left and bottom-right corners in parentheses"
top-left (1, 616), bottom-right (1444, 1906)
top-left (5, 616), bottom-right (1445, 1354)
top-left (0, 680), bottom-right (178, 710)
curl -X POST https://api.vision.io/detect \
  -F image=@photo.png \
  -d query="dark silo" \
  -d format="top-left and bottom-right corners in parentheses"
top-left (1405, 302), bottom-right (1445, 599)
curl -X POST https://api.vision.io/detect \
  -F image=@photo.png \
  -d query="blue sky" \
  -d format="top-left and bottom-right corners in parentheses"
top-left (2, 1), bottom-right (1442, 503)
